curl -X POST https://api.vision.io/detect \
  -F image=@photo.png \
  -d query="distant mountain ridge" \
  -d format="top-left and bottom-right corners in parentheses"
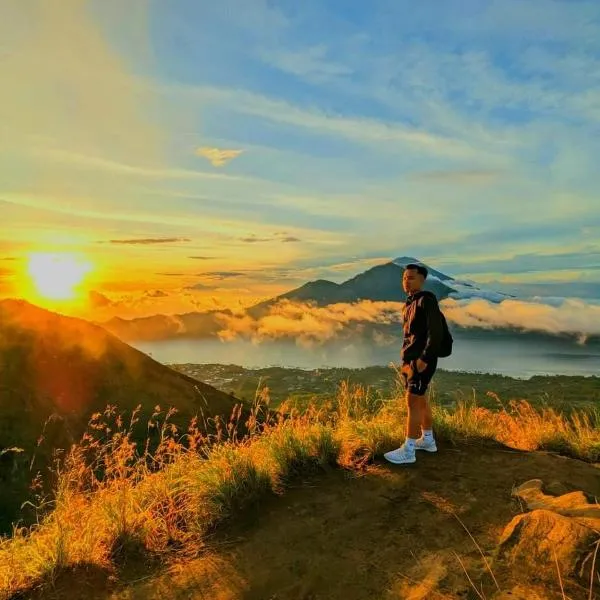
top-left (105, 309), bottom-right (233, 341)
top-left (252, 256), bottom-right (512, 313)
top-left (101, 256), bottom-right (514, 341)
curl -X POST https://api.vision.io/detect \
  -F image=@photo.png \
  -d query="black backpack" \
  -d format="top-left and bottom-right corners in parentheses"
top-left (438, 309), bottom-right (453, 358)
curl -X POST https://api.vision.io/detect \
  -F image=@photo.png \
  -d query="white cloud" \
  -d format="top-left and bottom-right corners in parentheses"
top-left (213, 296), bottom-right (600, 346)
top-left (1, 191), bottom-right (317, 243)
top-left (441, 297), bottom-right (600, 337)
top-left (33, 148), bottom-right (241, 181)
top-left (216, 299), bottom-right (404, 345)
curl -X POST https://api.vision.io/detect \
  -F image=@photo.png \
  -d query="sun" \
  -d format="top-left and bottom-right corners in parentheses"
top-left (25, 252), bottom-right (93, 301)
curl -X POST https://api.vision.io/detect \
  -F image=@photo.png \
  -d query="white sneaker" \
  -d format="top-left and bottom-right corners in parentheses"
top-left (415, 437), bottom-right (437, 452)
top-left (384, 445), bottom-right (416, 465)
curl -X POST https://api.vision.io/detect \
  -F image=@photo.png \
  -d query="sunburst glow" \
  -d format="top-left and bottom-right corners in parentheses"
top-left (26, 253), bottom-right (93, 301)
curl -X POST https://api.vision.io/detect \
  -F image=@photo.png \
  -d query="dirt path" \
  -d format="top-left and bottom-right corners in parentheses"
top-left (27, 441), bottom-right (600, 600)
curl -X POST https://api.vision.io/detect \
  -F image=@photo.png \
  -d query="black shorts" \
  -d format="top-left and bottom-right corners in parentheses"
top-left (401, 358), bottom-right (438, 396)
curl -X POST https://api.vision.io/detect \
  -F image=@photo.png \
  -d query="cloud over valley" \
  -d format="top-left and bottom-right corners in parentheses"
top-left (103, 296), bottom-right (600, 347)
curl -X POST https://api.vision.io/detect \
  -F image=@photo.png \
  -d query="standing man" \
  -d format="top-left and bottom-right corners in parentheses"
top-left (384, 263), bottom-right (444, 465)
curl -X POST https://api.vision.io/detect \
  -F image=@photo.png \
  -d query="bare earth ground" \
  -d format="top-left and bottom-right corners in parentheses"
top-left (22, 440), bottom-right (600, 600)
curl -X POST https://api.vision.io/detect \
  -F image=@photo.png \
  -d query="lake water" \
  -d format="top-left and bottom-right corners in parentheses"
top-left (132, 332), bottom-right (600, 379)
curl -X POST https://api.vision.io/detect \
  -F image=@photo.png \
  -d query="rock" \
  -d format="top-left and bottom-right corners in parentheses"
top-left (544, 481), bottom-right (571, 497)
top-left (513, 478), bottom-right (600, 520)
top-left (514, 479), bottom-right (543, 495)
top-left (498, 509), bottom-right (598, 583)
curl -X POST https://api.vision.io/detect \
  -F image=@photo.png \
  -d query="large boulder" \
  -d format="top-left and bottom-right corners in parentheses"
top-left (496, 479), bottom-right (600, 585)
top-left (498, 509), bottom-right (597, 582)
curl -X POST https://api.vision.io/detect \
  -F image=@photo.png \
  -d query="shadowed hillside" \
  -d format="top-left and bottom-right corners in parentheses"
top-left (0, 299), bottom-right (245, 533)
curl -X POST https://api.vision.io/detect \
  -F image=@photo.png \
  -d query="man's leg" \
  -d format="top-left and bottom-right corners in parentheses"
top-left (415, 361), bottom-right (437, 452)
top-left (384, 365), bottom-right (421, 464)
top-left (420, 394), bottom-right (433, 431)
top-left (407, 391), bottom-right (423, 439)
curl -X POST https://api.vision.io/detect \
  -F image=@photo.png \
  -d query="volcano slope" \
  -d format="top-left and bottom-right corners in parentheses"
top-left (21, 439), bottom-right (600, 600)
top-left (0, 299), bottom-right (246, 533)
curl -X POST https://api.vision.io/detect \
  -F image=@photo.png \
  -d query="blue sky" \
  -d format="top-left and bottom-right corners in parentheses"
top-left (2, 0), bottom-right (600, 311)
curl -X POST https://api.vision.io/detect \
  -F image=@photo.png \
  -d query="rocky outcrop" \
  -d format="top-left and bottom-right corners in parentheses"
top-left (496, 479), bottom-right (600, 585)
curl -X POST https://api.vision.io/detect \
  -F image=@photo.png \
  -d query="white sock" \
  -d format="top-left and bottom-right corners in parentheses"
top-left (404, 438), bottom-right (416, 453)
top-left (422, 429), bottom-right (434, 441)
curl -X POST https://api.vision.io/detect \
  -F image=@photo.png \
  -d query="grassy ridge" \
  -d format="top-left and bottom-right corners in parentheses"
top-left (1, 378), bottom-right (599, 599)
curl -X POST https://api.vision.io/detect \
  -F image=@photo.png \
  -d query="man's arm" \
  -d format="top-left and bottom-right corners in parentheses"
top-left (420, 294), bottom-right (444, 364)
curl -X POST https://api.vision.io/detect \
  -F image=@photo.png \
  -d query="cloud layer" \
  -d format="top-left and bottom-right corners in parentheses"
top-left (216, 299), bottom-right (404, 346)
top-left (212, 297), bottom-right (600, 346)
top-left (441, 297), bottom-right (600, 339)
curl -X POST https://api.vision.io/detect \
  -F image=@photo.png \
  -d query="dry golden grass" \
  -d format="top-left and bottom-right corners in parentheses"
top-left (0, 379), bottom-right (598, 599)
top-left (435, 390), bottom-right (600, 461)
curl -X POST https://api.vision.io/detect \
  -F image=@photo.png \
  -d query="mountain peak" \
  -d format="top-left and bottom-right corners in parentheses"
top-left (392, 256), bottom-right (421, 267)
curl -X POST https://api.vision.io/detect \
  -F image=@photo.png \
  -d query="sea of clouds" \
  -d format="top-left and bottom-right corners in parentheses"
top-left (209, 296), bottom-right (600, 347)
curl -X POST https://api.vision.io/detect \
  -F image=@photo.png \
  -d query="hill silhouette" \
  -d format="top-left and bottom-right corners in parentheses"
top-left (0, 299), bottom-right (244, 532)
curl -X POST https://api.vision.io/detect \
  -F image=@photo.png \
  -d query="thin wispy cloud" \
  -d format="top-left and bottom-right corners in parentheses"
top-left (240, 233), bottom-right (303, 243)
top-left (200, 271), bottom-right (246, 280)
top-left (36, 149), bottom-right (242, 182)
top-left (186, 282), bottom-right (215, 291)
top-left (181, 85), bottom-right (480, 159)
top-left (409, 170), bottom-right (502, 185)
top-left (240, 236), bottom-right (273, 243)
top-left (260, 44), bottom-right (353, 83)
top-left (439, 251), bottom-right (600, 277)
top-left (108, 238), bottom-right (191, 245)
